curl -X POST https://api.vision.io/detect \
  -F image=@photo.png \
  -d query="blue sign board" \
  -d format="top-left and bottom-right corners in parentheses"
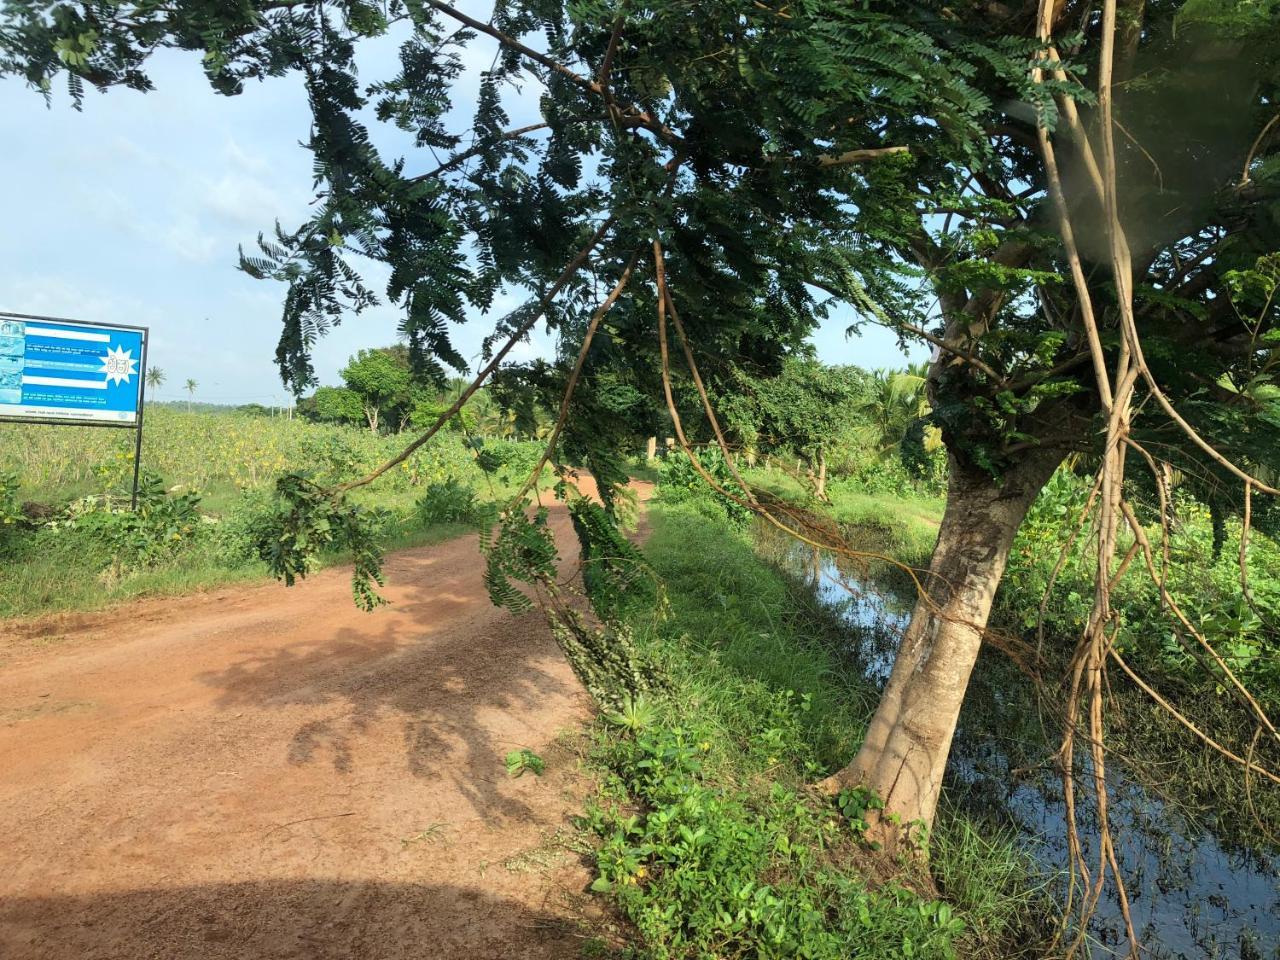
top-left (0, 313), bottom-right (147, 427)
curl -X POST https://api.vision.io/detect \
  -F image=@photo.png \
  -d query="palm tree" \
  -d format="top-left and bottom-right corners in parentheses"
top-left (184, 378), bottom-right (198, 412)
top-left (857, 362), bottom-right (935, 459)
top-left (145, 367), bottom-right (165, 392)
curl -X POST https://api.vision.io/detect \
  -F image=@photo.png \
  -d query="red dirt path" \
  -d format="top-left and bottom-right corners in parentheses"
top-left (0, 488), bottom-right (638, 959)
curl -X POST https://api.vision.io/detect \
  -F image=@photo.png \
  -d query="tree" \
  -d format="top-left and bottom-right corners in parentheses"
top-left (340, 348), bottom-right (414, 433)
top-left (720, 358), bottom-right (865, 499)
top-left (306, 385), bottom-right (364, 426)
top-left (6, 0), bottom-right (1278, 890)
top-left (856, 362), bottom-right (933, 461)
top-left (811, 0), bottom-right (1280, 850)
top-left (145, 367), bottom-right (165, 391)
top-left (183, 378), bottom-right (197, 412)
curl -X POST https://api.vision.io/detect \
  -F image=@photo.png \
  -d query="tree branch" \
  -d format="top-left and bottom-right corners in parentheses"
top-left (817, 146), bottom-right (909, 167)
top-left (423, 0), bottom-right (681, 146)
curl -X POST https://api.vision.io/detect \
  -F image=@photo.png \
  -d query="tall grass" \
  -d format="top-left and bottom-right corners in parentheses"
top-left (743, 468), bottom-right (942, 564)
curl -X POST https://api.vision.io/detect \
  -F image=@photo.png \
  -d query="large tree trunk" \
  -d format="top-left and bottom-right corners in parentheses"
top-left (820, 449), bottom-right (1063, 838)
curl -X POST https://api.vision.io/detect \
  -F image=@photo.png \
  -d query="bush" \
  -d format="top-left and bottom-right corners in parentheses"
top-left (0, 471), bottom-right (22, 549)
top-left (656, 448), bottom-right (752, 525)
top-left (838, 456), bottom-right (944, 499)
top-left (999, 470), bottom-right (1280, 713)
top-left (210, 489), bottom-right (280, 563)
top-left (56, 474), bottom-right (205, 567)
top-left (415, 479), bottom-right (485, 527)
top-left (470, 437), bottom-right (543, 484)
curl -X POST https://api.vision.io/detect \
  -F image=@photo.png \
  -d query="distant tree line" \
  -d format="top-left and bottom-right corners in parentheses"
top-left (297, 345), bottom-right (551, 439)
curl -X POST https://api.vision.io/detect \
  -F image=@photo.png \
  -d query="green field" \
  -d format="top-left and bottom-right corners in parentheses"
top-left (0, 408), bottom-right (546, 618)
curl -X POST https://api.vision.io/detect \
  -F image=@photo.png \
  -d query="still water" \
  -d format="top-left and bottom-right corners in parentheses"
top-left (754, 523), bottom-right (1280, 960)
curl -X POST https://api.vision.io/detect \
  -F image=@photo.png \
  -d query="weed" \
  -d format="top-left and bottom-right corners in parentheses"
top-left (415, 478), bottom-right (486, 527)
top-left (401, 823), bottom-right (449, 846)
top-left (836, 786), bottom-right (886, 842)
top-left (603, 694), bottom-right (658, 734)
top-left (505, 748), bottom-right (546, 778)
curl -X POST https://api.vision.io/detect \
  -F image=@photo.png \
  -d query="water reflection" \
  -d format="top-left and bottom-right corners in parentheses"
top-left (754, 521), bottom-right (1280, 960)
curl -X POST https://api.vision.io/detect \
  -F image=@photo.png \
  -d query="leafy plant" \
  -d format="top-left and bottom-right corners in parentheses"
top-left (587, 718), bottom-right (967, 959)
top-left (604, 694), bottom-right (658, 734)
top-left (0, 470), bottom-right (22, 542)
top-left (253, 473), bottom-right (386, 611)
top-left (414, 478), bottom-right (484, 526)
top-left (837, 785), bottom-right (887, 841)
top-left (57, 473), bottom-right (204, 567)
top-left (504, 748), bottom-right (546, 778)
top-left (656, 448), bottom-right (752, 526)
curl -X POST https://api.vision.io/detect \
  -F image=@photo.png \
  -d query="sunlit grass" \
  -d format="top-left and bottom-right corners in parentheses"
top-left (582, 498), bottom-right (1048, 959)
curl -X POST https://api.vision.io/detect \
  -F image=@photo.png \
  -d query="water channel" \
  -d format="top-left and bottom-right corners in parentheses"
top-left (753, 522), bottom-right (1280, 959)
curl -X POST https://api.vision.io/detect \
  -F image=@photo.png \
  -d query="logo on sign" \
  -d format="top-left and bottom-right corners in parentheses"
top-left (100, 345), bottom-right (138, 386)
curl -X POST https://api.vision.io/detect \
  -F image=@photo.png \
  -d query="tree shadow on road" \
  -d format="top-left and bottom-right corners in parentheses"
top-left (194, 546), bottom-right (589, 823)
top-left (0, 878), bottom-right (595, 960)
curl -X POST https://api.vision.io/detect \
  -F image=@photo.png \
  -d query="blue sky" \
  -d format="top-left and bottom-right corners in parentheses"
top-left (0, 16), bottom-right (922, 406)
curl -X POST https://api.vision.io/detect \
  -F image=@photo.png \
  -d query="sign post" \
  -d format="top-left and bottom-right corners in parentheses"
top-left (0, 311), bottom-right (150, 508)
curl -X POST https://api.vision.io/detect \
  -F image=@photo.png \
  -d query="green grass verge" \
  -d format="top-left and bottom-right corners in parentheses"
top-left (0, 516), bottom-right (475, 620)
top-left (0, 463), bottom-right (559, 621)
top-left (743, 470), bottom-right (942, 565)
top-left (578, 498), bottom-right (1045, 959)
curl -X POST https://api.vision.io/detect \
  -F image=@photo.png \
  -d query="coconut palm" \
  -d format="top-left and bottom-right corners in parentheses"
top-left (145, 367), bottom-right (165, 391)
top-left (856, 362), bottom-right (935, 459)
top-left (184, 378), bottom-right (198, 412)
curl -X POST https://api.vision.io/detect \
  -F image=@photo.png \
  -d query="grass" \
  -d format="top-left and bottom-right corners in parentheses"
top-left (0, 513), bottom-right (476, 620)
top-left (0, 409), bottom-right (556, 620)
top-left (579, 496), bottom-right (1047, 959)
top-left (743, 469), bottom-right (943, 564)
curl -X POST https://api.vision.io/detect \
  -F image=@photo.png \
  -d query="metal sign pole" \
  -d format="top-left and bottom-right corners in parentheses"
top-left (131, 331), bottom-right (149, 511)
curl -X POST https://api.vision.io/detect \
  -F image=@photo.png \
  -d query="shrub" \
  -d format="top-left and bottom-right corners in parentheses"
top-left (838, 456), bottom-right (943, 498)
top-left (0, 471), bottom-right (22, 548)
top-left (656, 447), bottom-right (752, 525)
top-left (471, 437), bottom-right (543, 484)
top-left (210, 489), bottom-right (280, 563)
top-left (415, 479), bottom-right (484, 527)
top-left (57, 474), bottom-right (205, 567)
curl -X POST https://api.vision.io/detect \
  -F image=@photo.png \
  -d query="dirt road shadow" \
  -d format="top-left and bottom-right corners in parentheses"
top-left (0, 878), bottom-right (593, 960)
top-left (195, 596), bottom-right (583, 822)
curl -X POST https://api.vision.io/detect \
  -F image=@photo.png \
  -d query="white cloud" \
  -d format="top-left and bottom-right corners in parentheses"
top-left (0, 275), bottom-right (134, 325)
top-left (163, 216), bottom-right (221, 263)
top-left (107, 134), bottom-right (163, 169)
top-left (221, 136), bottom-right (271, 176)
top-left (204, 171), bottom-right (293, 228)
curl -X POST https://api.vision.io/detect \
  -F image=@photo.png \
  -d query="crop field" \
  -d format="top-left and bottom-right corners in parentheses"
top-left (0, 408), bottom-right (546, 617)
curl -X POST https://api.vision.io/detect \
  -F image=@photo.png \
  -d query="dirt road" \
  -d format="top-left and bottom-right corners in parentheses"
top-left (0, 496), bottom-right (620, 959)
